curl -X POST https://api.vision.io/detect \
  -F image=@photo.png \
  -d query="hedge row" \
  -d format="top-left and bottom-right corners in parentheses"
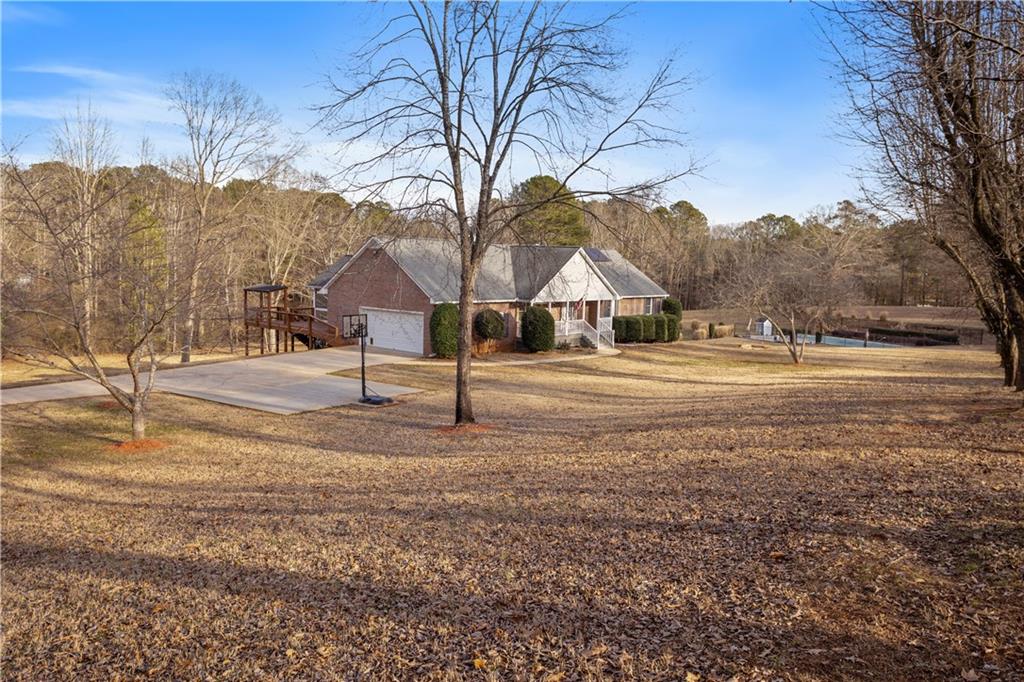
top-left (433, 304), bottom-right (555, 356)
top-left (612, 313), bottom-right (680, 343)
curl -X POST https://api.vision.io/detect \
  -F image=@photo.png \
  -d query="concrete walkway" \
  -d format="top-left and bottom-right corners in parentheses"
top-left (0, 347), bottom-right (419, 415)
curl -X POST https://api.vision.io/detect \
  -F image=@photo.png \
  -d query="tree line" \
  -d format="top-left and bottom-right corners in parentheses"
top-left (4, 0), bottom-right (1013, 438)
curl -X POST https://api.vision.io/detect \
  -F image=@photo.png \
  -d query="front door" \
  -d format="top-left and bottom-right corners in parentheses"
top-left (585, 301), bottom-right (598, 328)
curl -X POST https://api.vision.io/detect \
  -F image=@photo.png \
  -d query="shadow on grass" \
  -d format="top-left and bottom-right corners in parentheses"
top-left (2, 535), bottom-right (958, 679)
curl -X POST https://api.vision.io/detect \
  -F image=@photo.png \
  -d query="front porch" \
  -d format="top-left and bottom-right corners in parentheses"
top-left (537, 299), bottom-right (615, 348)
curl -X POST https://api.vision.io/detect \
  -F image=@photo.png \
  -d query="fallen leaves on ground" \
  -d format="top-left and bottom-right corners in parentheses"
top-left (2, 342), bottom-right (1022, 680)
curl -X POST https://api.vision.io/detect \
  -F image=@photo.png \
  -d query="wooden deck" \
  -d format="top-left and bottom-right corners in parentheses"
top-left (242, 283), bottom-right (349, 356)
top-left (244, 306), bottom-right (346, 354)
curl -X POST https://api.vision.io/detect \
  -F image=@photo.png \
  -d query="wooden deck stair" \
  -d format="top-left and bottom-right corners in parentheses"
top-left (243, 303), bottom-right (350, 355)
top-left (245, 307), bottom-right (344, 345)
top-left (242, 283), bottom-right (349, 355)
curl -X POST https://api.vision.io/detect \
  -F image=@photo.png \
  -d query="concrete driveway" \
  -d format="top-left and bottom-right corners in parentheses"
top-left (0, 347), bottom-right (420, 415)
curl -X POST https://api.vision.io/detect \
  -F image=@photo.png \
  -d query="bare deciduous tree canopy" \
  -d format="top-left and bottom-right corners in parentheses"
top-left (319, 0), bottom-right (697, 424)
top-left (824, 0), bottom-right (1024, 389)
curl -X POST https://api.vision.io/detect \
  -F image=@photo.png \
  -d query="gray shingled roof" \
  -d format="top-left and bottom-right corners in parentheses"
top-left (381, 238), bottom-right (518, 302)
top-left (592, 249), bottom-right (668, 298)
top-left (322, 237), bottom-right (666, 303)
top-left (509, 245), bottom-right (579, 300)
top-left (308, 256), bottom-right (351, 289)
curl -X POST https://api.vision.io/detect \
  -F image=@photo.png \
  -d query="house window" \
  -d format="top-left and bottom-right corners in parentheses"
top-left (643, 298), bottom-right (654, 315)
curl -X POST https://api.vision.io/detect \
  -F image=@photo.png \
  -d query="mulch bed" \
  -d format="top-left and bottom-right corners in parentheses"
top-left (106, 439), bottom-right (167, 453)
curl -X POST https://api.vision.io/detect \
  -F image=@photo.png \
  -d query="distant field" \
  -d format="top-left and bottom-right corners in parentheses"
top-left (684, 306), bottom-right (986, 334)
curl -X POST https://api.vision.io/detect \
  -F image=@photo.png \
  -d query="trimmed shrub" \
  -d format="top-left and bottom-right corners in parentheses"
top-left (690, 319), bottom-right (703, 331)
top-left (521, 305), bottom-right (555, 352)
top-left (653, 314), bottom-right (669, 342)
top-left (708, 322), bottom-right (717, 338)
top-left (641, 315), bottom-right (656, 342)
top-left (474, 308), bottom-right (505, 340)
top-left (430, 303), bottom-right (459, 358)
top-left (662, 297), bottom-right (683, 319)
top-left (665, 314), bottom-right (680, 342)
top-left (579, 335), bottom-right (596, 349)
top-left (612, 316), bottom-right (628, 343)
top-left (624, 316), bottom-right (643, 343)
top-left (693, 327), bottom-right (709, 340)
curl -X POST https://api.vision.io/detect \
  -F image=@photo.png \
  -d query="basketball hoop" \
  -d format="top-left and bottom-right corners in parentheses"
top-left (341, 313), bottom-right (368, 339)
top-left (340, 313), bottom-right (393, 406)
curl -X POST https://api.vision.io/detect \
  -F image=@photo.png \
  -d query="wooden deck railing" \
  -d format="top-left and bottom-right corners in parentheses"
top-left (244, 306), bottom-right (340, 344)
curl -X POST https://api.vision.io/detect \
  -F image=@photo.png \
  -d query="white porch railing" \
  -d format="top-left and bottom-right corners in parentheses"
top-left (554, 318), bottom-right (614, 348)
top-left (554, 318), bottom-right (585, 338)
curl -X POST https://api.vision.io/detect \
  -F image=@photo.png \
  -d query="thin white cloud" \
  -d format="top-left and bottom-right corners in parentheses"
top-left (15, 64), bottom-right (140, 85)
top-left (1, 4), bottom-right (65, 25)
top-left (7, 62), bottom-right (176, 123)
top-left (4, 62), bottom-right (187, 163)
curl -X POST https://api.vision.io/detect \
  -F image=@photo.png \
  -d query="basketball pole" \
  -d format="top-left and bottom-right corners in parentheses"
top-left (343, 313), bottom-right (393, 406)
top-left (360, 333), bottom-right (367, 400)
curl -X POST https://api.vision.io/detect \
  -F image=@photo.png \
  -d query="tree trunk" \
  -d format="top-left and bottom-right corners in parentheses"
top-left (454, 263), bottom-right (479, 425)
top-left (898, 262), bottom-right (907, 307)
top-left (1013, 329), bottom-right (1024, 391)
top-left (180, 315), bottom-right (194, 363)
top-left (179, 266), bottom-right (200, 363)
top-left (997, 336), bottom-right (1017, 388)
top-left (131, 406), bottom-right (146, 441)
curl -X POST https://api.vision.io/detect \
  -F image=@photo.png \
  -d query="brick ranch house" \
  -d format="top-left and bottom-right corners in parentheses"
top-left (308, 236), bottom-right (667, 356)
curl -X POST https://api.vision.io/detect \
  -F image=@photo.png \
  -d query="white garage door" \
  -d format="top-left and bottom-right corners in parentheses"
top-left (360, 307), bottom-right (424, 355)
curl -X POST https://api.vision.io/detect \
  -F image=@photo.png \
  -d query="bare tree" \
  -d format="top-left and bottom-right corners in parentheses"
top-left (720, 218), bottom-right (872, 364)
top-left (320, 1), bottom-right (695, 425)
top-left (3, 127), bottom-right (192, 440)
top-left (166, 71), bottom-right (294, 362)
top-left (43, 104), bottom-right (120, 349)
top-left (824, 1), bottom-right (1024, 389)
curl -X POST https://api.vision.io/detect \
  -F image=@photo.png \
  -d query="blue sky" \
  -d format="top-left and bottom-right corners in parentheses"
top-left (2, 1), bottom-right (861, 225)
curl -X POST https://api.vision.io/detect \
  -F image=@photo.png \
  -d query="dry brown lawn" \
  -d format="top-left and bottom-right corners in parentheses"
top-left (0, 349), bottom-right (242, 388)
top-left (2, 341), bottom-right (1022, 681)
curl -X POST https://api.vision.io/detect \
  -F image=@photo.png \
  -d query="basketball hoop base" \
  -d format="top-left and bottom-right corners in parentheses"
top-left (359, 395), bottom-right (394, 406)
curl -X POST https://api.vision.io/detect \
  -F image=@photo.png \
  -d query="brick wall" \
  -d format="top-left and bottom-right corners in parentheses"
top-left (324, 248), bottom-right (521, 356)
top-left (325, 247), bottom-right (435, 354)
